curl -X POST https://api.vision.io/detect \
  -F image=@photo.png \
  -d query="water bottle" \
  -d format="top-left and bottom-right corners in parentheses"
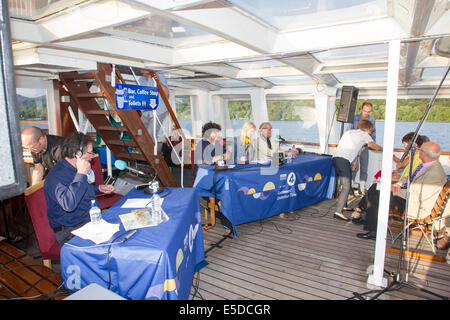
top-left (292, 145), bottom-right (296, 159)
top-left (150, 183), bottom-right (162, 224)
top-left (89, 200), bottom-right (102, 224)
top-left (287, 148), bottom-right (292, 163)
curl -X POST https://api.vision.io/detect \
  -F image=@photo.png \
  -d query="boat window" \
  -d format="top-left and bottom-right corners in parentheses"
top-left (339, 98), bottom-right (450, 151)
top-left (228, 97), bottom-right (253, 138)
top-left (422, 67), bottom-right (449, 79)
top-left (17, 88), bottom-right (48, 133)
top-left (266, 98), bottom-right (318, 144)
top-left (174, 95), bottom-right (192, 135)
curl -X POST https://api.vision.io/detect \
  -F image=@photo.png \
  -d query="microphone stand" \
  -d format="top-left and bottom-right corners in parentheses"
top-left (350, 66), bottom-right (450, 300)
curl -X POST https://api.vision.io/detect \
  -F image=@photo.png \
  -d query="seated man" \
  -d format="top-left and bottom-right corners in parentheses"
top-left (44, 132), bottom-right (115, 245)
top-left (21, 126), bottom-right (65, 185)
top-left (357, 142), bottom-right (447, 240)
top-left (255, 122), bottom-right (298, 161)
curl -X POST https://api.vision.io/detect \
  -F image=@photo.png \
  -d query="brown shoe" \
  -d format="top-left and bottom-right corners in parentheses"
top-left (436, 232), bottom-right (450, 250)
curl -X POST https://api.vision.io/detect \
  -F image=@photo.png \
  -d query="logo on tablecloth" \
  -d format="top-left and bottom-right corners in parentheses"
top-left (237, 181), bottom-right (275, 200)
top-left (287, 172), bottom-right (296, 186)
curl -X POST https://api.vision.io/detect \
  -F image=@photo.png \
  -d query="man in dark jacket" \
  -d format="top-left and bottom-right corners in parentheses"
top-left (21, 126), bottom-right (65, 185)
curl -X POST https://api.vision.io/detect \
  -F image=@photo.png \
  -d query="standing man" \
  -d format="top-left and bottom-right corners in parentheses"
top-left (21, 126), bottom-right (65, 185)
top-left (333, 120), bottom-right (382, 221)
top-left (350, 101), bottom-right (376, 195)
top-left (139, 69), bottom-right (170, 142)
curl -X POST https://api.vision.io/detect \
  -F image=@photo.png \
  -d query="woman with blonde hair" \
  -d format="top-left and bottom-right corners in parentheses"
top-left (236, 121), bottom-right (256, 162)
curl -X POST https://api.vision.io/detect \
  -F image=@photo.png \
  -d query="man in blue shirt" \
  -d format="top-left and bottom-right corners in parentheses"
top-left (139, 69), bottom-right (170, 142)
top-left (44, 132), bottom-right (115, 245)
top-left (349, 101), bottom-right (376, 195)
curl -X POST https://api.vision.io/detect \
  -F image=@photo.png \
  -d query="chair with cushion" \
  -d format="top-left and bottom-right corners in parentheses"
top-left (90, 155), bottom-right (123, 210)
top-left (24, 180), bottom-right (60, 268)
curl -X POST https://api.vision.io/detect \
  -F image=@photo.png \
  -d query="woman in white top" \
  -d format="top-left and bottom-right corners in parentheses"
top-left (237, 121), bottom-right (256, 162)
top-left (332, 120), bottom-right (383, 221)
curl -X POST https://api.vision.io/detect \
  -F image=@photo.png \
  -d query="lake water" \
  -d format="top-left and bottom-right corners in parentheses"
top-left (179, 120), bottom-right (450, 152)
top-left (21, 119), bottom-right (450, 152)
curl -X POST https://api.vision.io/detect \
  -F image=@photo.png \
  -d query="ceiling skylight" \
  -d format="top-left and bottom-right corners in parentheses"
top-left (206, 79), bottom-right (253, 88)
top-left (264, 75), bottom-right (313, 85)
top-left (228, 0), bottom-right (387, 31)
top-left (312, 43), bottom-right (389, 62)
top-left (8, 0), bottom-right (84, 21)
top-left (334, 70), bottom-right (387, 82)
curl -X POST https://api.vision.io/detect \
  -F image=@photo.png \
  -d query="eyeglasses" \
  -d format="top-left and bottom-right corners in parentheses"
top-left (83, 150), bottom-right (96, 156)
top-left (24, 140), bottom-right (41, 152)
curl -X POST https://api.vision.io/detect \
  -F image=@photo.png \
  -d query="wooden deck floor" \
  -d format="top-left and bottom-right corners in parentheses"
top-left (0, 241), bottom-right (67, 300)
top-left (3, 192), bottom-right (449, 300)
top-left (190, 198), bottom-right (450, 300)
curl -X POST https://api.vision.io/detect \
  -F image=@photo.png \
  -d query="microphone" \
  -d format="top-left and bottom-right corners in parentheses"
top-left (114, 160), bottom-right (147, 176)
top-left (244, 137), bottom-right (250, 152)
top-left (121, 230), bottom-right (137, 243)
top-left (275, 134), bottom-right (286, 143)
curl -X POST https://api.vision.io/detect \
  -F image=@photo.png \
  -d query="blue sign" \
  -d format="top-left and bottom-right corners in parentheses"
top-left (115, 83), bottom-right (159, 110)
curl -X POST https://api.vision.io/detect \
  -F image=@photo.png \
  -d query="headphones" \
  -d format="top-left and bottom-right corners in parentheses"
top-left (76, 133), bottom-right (86, 158)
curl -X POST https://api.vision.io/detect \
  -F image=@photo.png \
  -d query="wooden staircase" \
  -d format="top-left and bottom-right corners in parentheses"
top-left (59, 63), bottom-right (179, 187)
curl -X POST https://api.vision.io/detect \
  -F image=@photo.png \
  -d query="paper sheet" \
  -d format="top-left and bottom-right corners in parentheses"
top-left (121, 197), bottom-right (164, 209)
top-left (71, 220), bottom-right (120, 244)
top-left (121, 198), bottom-right (152, 208)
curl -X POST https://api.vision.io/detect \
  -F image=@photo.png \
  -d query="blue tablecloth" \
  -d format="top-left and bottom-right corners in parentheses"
top-left (60, 187), bottom-right (205, 300)
top-left (194, 154), bottom-right (335, 235)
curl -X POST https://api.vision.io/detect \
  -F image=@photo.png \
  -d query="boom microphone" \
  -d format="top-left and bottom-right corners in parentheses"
top-left (114, 160), bottom-right (147, 176)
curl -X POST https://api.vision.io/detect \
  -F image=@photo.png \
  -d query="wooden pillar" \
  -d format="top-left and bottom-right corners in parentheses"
top-left (56, 80), bottom-right (78, 138)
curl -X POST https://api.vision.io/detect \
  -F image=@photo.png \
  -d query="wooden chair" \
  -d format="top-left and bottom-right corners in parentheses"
top-left (90, 155), bottom-right (123, 210)
top-left (24, 181), bottom-right (60, 268)
top-left (396, 179), bottom-right (450, 254)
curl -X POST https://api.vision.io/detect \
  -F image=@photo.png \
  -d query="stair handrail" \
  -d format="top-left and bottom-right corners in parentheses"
top-left (114, 65), bottom-right (186, 187)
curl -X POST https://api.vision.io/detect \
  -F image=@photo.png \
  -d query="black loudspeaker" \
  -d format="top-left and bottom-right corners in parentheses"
top-left (0, 2), bottom-right (27, 200)
top-left (337, 86), bottom-right (359, 123)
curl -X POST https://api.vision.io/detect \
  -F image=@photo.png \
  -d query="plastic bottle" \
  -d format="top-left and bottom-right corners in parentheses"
top-left (151, 183), bottom-right (162, 224)
top-left (287, 148), bottom-right (292, 163)
top-left (292, 145), bottom-right (296, 158)
top-left (89, 200), bottom-right (102, 224)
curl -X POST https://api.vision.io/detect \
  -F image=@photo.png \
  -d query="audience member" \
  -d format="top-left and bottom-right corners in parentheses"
top-left (392, 132), bottom-right (424, 181)
top-left (350, 101), bottom-right (376, 195)
top-left (139, 69), bottom-right (170, 141)
top-left (21, 126), bottom-right (65, 185)
top-left (353, 132), bottom-right (425, 223)
top-left (356, 142), bottom-right (447, 240)
top-left (161, 127), bottom-right (184, 166)
top-left (44, 132), bottom-right (115, 245)
top-left (332, 120), bottom-right (382, 221)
